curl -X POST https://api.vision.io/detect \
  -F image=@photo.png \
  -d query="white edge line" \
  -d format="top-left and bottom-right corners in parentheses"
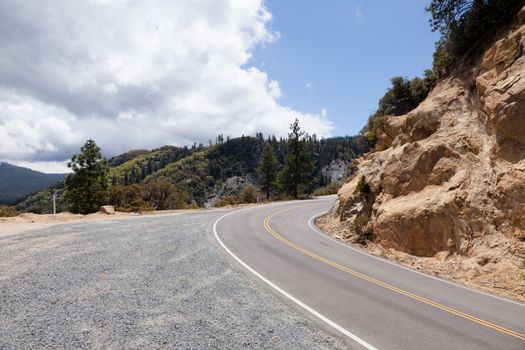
top-left (307, 210), bottom-right (525, 308)
top-left (213, 209), bottom-right (378, 350)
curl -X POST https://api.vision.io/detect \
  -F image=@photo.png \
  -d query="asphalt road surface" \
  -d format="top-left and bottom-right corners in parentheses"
top-left (215, 197), bottom-right (525, 350)
top-left (2, 198), bottom-right (524, 349)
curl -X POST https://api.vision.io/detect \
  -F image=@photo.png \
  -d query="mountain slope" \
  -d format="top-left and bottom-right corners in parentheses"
top-left (15, 135), bottom-right (370, 212)
top-left (0, 163), bottom-right (66, 204)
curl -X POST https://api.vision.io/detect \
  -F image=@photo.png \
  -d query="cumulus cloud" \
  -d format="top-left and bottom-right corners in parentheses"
top-left (0, 0), bottom-right (332, 172)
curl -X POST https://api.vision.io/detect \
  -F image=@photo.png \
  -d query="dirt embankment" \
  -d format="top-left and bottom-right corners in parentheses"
top-left (0, 209), bottom-right (199, 236)
top-left (0, 201), bottom-right (268, 236)
top-left (321, 7), bottom-right (525, 303)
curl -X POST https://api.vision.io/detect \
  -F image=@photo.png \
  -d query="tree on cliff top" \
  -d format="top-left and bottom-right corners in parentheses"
top-left (65, 139), bottom-right (109, 214)
top-left (427, 0), bottom-right (523, 77)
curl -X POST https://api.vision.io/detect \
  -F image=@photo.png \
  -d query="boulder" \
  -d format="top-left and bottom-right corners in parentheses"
top-left (373, 189), bottom-right (464, 256)
top-left (99, 205), bottom-right (115, 215)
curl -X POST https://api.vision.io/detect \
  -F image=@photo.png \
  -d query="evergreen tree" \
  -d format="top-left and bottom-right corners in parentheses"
top-left (281, 119), bottom-right (315, 199)
top-left (257, 144), bottom-right (279, 200)
top-left (65, 139), bottom-right (109, 214)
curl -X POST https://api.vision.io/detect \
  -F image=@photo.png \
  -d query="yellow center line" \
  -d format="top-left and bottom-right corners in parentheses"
top-left (263, 205), bottom-right (525, 341)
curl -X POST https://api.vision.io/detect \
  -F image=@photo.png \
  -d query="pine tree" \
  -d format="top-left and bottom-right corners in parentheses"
top-left (281, 119), bottom-right (315, 199)
top-left (257, 144), bottom-right (279, 200)
top-left (65, 139), bottom-right (109, 214)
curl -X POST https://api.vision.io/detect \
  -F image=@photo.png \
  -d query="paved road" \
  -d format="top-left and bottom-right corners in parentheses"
top-left (215, 197), bottom-right (525, 350)
top-left (0, 212), bottom-right (348, 349)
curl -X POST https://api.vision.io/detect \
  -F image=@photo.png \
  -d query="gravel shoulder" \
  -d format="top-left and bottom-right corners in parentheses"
top-left (0, 211), bottom-right (347, 349)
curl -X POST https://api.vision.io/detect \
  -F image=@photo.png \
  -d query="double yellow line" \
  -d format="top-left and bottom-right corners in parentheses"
top-left (263, 206), bottom-right (525, 341)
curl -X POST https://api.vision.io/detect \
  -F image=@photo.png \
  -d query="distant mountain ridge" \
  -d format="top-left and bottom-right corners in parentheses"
top-left (0, 162), bottom-right (66, 204)
top-left (15, 134), bottom-right (370, 213)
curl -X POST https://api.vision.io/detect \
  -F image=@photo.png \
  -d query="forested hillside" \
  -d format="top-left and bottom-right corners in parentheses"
top-left (15, 134), bottom-right (369, 213)
top-left (143, 134), bottom-right (368, 205)
top-left (0, 163), bottom-right (66, 204)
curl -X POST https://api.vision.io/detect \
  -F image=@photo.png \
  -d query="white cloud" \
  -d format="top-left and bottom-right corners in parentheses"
top-left (0, 0), bottom-right (332, 171)
top-left (356, 3), bottom-right (364, 18)
top-left (305, 82), bottom-right (313, 89)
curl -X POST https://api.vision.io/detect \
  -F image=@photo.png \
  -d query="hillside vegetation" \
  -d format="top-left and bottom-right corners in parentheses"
top-left (0, 163), bottom-right (65, 204)
top-left (15, 133), bottom-right (369, 213)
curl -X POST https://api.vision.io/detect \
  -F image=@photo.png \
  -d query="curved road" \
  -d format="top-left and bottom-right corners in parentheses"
top-left (214, 197), bottom-right (525, 350)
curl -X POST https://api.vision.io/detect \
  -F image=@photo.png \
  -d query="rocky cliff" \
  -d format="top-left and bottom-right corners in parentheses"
top-left (322, 7), bottom-right (525, 300)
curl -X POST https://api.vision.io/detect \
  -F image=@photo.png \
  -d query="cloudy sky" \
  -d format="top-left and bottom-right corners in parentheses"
top-left (0, 0), bottom-right (437, 173)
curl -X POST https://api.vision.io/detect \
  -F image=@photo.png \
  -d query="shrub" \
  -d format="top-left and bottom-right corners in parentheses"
top-left (214, 195), bottom-right (239, 207)
top-left (362, 73), bottom-right (434, 147)
top-left (347, 162), bottom-right (357, 173)
top-left (313, 182), bottom-right (342, 196)
top-left (142, 181), bottom-right (189, 210)
top-left (214, 185), bottom-right (259, 207)
top-left (0, 205), bottom-right (18, 217)
top-left (109, 184), bottom-right (152, 212)
top-left (238, 185), bottom-right (258, 204)
top-left (109, 181), bottom-right (190, 212)
top-left (352, 214), bottom-right (373, 242)
top-left (354, 214), bottom-right (370, 229)
top-left (356, 176), bottom-right (371, 194)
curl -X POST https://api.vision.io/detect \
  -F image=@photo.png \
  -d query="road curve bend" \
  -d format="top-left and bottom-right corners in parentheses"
top-left (214, 197), bottom-right (525, 350)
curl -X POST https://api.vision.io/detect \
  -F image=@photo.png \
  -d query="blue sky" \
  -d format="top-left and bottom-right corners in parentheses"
top-left (252, 0), bottom-right (440, 136)
top-left (1, 0), bottom-right (441, 172)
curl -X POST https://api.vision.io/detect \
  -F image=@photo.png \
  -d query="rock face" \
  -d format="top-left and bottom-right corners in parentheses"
top-left (335, 8), bottom-right (525, 259)
top-left (322, 160), bottom-right (349, 183)
top-left (205, 175), bottom-right (256, 207)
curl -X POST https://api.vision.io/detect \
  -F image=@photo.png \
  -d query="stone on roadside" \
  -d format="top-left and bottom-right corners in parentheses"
top-left (100, 205), bottom-right (115, 215)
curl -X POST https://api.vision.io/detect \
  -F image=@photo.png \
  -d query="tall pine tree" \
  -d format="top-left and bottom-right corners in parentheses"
top-left (65, 139), bottom-right (109, 214)
top-left (257, 144), bottom-right (279, 200)
top-left (281, 119), bottom-right (314, 199)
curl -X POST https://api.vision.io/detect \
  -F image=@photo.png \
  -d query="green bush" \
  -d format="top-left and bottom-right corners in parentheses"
top-left (362, 73), bottom-right (434, 147)
top-left (356, 176), bottom-right (371, 194)
top-left (354, 214), bottom-right (370, 229)
top-left (427, 0), bottom-right (523, 78)
top-left (0, 205), bottom-right (18, 217)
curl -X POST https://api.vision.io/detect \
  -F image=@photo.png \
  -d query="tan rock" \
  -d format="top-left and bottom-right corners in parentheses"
top-left (493, 36), bottom-right (520, 69)
top-left (372, 245), bottom-right (386, 257)
top-left (376, 115), bottom-right (406, 149)
top-left (99, 205), bottom-right (115, 215)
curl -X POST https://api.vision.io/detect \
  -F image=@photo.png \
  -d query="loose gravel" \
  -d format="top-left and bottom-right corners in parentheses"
top-left (0, 212), bottom-right (348, 349)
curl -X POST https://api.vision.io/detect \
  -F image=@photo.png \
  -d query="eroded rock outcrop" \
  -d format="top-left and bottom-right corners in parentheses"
top-left (329, 6), bottom-right (525, 281)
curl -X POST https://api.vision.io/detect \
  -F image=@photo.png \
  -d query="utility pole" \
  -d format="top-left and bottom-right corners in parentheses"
top-left (52, 192), bottom-right (56, 214)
